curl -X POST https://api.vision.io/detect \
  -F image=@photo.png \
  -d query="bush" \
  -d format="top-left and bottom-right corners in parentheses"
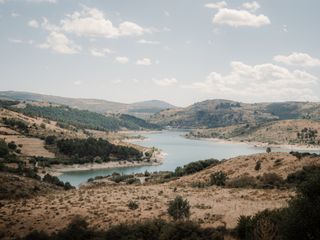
top-left (45, 135), bottom-right (57, 145)
top-left (7, 141), bottom-right (17, 150)
top-left (0, 140), bottom-right (9, 157)
top-left (266, 147), bottom-right (272, 153)
top-left (128, 200), bottom-right (139, 210)
top-left (259, 173), bottom-right (283, 188)
top-left (167, 196), bottom-right (190, 221)
top-left (227, 176), bottom-right (257, 188)
top-left (209, 171), bottom-right (227, 186)
top-left (255, 160), bottom-right (262, 171)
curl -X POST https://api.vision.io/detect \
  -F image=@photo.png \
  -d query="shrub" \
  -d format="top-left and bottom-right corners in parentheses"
top-left (128, 200), bottom-right (139, 210)
top-left (167, 196), bottom-right (190, 221)
top-left (255, 160), bottom-right (262, 171)
top-left (45, 135), bottom-right (57, 145)
top-left (7, 141), bottom-right (17, 150)
top-left (0, 140), bottom-right (9, 157)
top-left (209, 171), bottom-right (227, 186)
top-left (266, 147), bottom-right (272, 153)
top-left (227, 176), bottom-right (257, 188)
top-left (260, 173), bottom-right (283, 188)
top-left (236, 215), bottom-right (253, 239)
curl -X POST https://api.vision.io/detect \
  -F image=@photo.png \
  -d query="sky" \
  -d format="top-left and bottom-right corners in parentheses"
top-left (0, 0), bottom-right (320, 107)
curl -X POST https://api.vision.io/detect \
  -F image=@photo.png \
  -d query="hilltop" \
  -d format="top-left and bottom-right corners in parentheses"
top-left (0, 91), bottom-right (176, 118)
top-left (150, 99), bottom-right (320, 128)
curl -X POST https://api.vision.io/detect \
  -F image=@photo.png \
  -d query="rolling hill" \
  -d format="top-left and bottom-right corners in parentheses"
top-left (0, 91), bottom-right (176, 118)
top-left (150, 99), bottom-right (320, 128)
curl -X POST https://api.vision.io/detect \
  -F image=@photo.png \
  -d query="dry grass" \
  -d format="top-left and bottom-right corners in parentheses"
top-left (1, 152), bottom-right (315, 239)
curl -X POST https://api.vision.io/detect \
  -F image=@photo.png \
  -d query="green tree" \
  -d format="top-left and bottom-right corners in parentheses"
top-left (167, 196), bottom-right (190, 221)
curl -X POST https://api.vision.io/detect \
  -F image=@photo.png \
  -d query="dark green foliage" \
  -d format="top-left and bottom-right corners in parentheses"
top-left (56, 138), bottom-right (142, 160)
top-left (128, 200), bottom-right (139, 210)
top-left (289, 151), bottom-right (320, 160)
top-left (2, 117), bottom-right (29, 132)
top-left (0, 99), bottom-right (19, 108)
top-left (23, 218), bottom-right (226, 240)
top-left (280, 170), bottom-right (320, 240)
top-left (286, 165), bottom-right (320, 185)
top-left (254, 160), bottom-right (261, 171)
top-left (0, 139), bottom-right (9, 157)
top-left (119, 114), bottom-right (160, 130)
top-left (14, 104), bottom-right (159, 131)
top-left (209, 171), bottom-right (227, 186)
top-left (266, 103), bottom-right (300, 119)
top-left (174, 159), bottom-right (220, 177)
top-left (235, 167), bottom-right (320, 240)
top-left (43, 174), bottom-right (74, 190)
top-left (7, 141), bottom-right (17, 150)
top-left (235, 215), bottom-right (253, 239)
top-left (45, 135), bottom-right (57, 145)
top-left (167, 196), bottom-right (190, 221)
top-left (266, 147), bottom-right (271, 153)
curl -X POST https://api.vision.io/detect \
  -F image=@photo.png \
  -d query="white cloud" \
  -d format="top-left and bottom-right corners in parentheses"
top-left (153, 78), bottom-right (178, 87)
top-left (183, 61), bottom-right (319, 102)
top-left (213, 8), bottom-right (270, 27)
top-left (28, 19), bottom-right (39, 28)
top-left (39, 31), bottom-right (81, 54)
top-left (274, 52), bottom-right (320, 67)
top-left (137, 39), bottom-right (160, 45)
top-left (8, 38), bottom-right (33, 44)
top-left (11, 12), bottom-right (20, 17)
top-left (205, 1), bottom-right (227, 9)
top-left (90, 48), bottom-right (113, 57)
top-left (242, 1), bottom-right (260, 12)
top-left (73, 80), bottom-right (82, 85)
top-left (26, 0), bottom-right (57, 3)
top-left (136, 58), bottom-right (152, 66)
top-left (57, 6), bottom-right (147, 39)
top-left (115, 56), bottom-right (129, 64)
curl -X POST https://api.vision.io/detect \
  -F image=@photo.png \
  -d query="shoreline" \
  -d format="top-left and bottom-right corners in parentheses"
top-left (187, 135), bottom-right (320, 151)
top-left (47, 150), bottom-right (165, 176)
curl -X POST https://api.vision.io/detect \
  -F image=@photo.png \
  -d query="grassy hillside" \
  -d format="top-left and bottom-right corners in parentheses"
top-left (0, 91), bottom-right (176, 117)
top-left (188, 119), bottom-right (320, 146)
top-left (150, 99), bottom-right (320, 128)
top-left (11, 104), bottom-right (160, 131)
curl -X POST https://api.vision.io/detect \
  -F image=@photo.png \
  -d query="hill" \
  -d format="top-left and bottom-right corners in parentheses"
top-left (1, 151), bottom-right (319, 239)
top-left (0, 91), bottom-right (176, 117)
top-left (150, 99), bottom-right (320, 128)
top-left (188, 119), bottom-right (320, 147)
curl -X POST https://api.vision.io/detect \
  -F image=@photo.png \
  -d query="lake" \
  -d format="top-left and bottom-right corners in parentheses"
top-left (58, 131), bottom-right (283, 186)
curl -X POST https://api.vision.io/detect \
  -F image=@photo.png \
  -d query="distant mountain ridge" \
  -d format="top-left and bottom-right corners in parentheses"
top-left (150, 99), bottom-right (320, 128)
top-left (0, 91), bottom-right (176, 118)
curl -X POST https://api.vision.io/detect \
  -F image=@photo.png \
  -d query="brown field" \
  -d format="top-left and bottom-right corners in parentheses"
top-left (1, 152), bottom-right (319, 239)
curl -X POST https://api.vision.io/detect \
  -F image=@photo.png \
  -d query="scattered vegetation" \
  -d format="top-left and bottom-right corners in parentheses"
top-left (14, 104), bottom-right (160, 131)
top-left (128, 200), bottom-right (139, 210)
top-left (23, 218), bottom-right (226, 240)
top-left (235, 168), bottom-right (320, 240)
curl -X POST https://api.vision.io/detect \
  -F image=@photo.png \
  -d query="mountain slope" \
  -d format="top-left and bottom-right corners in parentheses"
top-left (150, 99), bottom-right (320, 128)
top-left (0, 91), bottom-right (176, 117)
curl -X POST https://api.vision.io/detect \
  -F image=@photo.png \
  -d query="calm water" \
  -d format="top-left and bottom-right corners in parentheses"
top-left (58, 131), bottom-right (284, 186)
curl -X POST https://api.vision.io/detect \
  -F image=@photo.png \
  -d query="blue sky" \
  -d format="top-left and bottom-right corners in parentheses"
top-left (1, 0), bottom-right (320, 106)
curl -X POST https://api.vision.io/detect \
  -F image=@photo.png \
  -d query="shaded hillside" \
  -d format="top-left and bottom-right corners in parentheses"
top-left (0, 91), bottom-right (176, 117)
top-left (10, 104), bottom-right (160, 131)
top-left (150, 99), bottom-right (320, 128)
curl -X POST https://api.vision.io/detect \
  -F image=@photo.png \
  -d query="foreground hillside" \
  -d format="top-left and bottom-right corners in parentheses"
top-left (188, 119), bottom-right (320, 147)
top-left (1, 152), bottom-right (319, 239)
top-left (150, 99), bottom-right (320, 128)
